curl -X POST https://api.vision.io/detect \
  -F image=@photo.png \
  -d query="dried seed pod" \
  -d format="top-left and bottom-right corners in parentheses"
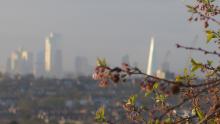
top-left (172, 84), bottom-right (180, 94)
top-left (111, 74), bottom-right (120, 83)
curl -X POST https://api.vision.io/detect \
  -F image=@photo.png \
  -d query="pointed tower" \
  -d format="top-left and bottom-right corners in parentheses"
top-left (146, 37), bottom-right (155, 75)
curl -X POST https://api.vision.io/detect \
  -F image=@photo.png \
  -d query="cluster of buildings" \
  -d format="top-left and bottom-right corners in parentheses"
top-left (4, 35), bottom-right (174, 79)
top-left (5, 32), bottom-right (92, 78)
top-left (146, 37), bottom-right (175, 79)
top-left (5, 33), bottom-right (62, 78)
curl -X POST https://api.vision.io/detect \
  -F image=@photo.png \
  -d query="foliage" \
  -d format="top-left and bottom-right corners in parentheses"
top-left (95, 106), bottom-right (106, 122)
top-left (93, 0), bottom-right (220, 123)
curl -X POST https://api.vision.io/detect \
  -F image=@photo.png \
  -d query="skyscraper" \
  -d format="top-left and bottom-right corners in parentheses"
top-left (6, 48), bottom-right (34, 75)
top-left (45, 37), bottom-right (52, 72)
top-left (34, 51), bottom-right (45, 77)
top-left (6, 52), bottom-right (18, 74)
top-left (44, 32), bottom-right (63, 78)
top-left (75, 56), bottom-right (92, 77)
top-left (146, 37), bottom-right (155, 75)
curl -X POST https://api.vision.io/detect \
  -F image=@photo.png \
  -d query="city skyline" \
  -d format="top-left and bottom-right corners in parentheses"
top-left (4, 32), bottom-right (94, 77)
top-left (0, 0), bottom-right (215, 73)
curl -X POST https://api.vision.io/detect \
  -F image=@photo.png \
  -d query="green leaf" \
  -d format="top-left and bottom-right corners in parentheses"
top-left (145, 91), bottom-right (152, 97)
top-left (206, 30), bottom-right (216, 43)
top-left (95, 106), bottom-right (106, 122)
top-left (191, 59), bottom-right (202, 72)
top-left (197, 108), bottom-right (205, 121)
top-left (192, 66), bottom-right (200, 72)
top-left (127, 95), bottom-right (137, 106)
top-left (191, 58), bottom-right (197, 65)
top-left (96, 58), bottom-right (107, 67)
top-left (153, 82), bottom-right (159, 89)
top-left (175, 75), bottom-right (182, 82)
top-left (193, 107), bottom-right (205, 121)
top-left (186, 5), bottom-right (197, 13)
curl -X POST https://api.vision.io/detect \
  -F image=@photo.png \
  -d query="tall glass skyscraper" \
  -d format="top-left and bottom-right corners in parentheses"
top-left (147, 37), bottom-right (155, 75)
top-left (44, 32), bottom-right (63, 78)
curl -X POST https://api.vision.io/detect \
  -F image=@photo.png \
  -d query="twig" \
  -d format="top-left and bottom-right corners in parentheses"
top-left (176, 44), bottom-right (220, 57)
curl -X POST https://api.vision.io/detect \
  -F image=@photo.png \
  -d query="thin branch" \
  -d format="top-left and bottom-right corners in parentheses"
top-left (130, 70), bottom-right (220, 88)
top-left (159, 80), bottom-right (220, 120)
top-left (176, 44), bottom-right (220, 57)
top-left (199, 108), bottom-right (220, 124)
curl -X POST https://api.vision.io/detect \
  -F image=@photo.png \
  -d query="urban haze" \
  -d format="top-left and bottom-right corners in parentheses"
top-left (0, 0), bottom-right (211, 74)
top-left (0, 0), bottom-right (219, 124)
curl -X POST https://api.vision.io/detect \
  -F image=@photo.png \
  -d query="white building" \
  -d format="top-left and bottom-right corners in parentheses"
top-left (44, 32), bottom-right (63, 78)
top-left (6, 48), bottom-right (33, 75)
top-left (146, 37), bottom-right (156, 75)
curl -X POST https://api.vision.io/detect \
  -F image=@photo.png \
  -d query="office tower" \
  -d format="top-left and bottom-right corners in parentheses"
top-left (35, 51), bottom-right (45, 77)
top-left (121, 54), bottom-right (130, 65)
top-left (146, 37), bottom-right (155, 75)
top-left (75, 56), bottom-right (91, 77)
top-left (44, 32), bottom-right (63, 78)
top-left (45, 37), bottom-right (52, 72)
top-left (6, 48), bottom-right (34, 75)
top-left (6, 52), bottom-right (18, 74)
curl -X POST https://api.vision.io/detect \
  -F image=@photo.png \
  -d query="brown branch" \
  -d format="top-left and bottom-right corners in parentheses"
top-left (159, 98), bottom-right (189, 120)
top-left (159, 80), bottom-right (220, 120)
top-left (130, 71), bottom-right (220, 88)
top-left (199, 108), bottom-right (220, 124)
top-left (176, 44), bottom-right (220, 57)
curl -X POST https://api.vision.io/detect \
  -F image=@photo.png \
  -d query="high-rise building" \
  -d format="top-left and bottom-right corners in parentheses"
top-left (45, 37), bottom-right (52, 72)
top-left (44, 32), bottom-right (63, 78)
top-left (6, 48), bottom-right (34, 75)
top-left (75, 56), bottom-right (92, 77)
top-left (6, 52), bottom-right (18, 74)
top-left (146, 37), bottom-right (155, 75)
top-left (34, 51), bottom-right (45, 77)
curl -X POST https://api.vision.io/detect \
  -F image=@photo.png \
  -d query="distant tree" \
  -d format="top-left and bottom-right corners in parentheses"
top-left (93, 0), bottom-right (220, 123)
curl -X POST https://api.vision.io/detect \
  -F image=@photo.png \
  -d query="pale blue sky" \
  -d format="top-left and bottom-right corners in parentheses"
top-left (0, 0), bottom-right (215, 72)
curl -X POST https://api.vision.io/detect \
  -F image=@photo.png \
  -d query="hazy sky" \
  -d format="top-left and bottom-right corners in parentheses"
top-left (0, 0), bottom-right (216, 72)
